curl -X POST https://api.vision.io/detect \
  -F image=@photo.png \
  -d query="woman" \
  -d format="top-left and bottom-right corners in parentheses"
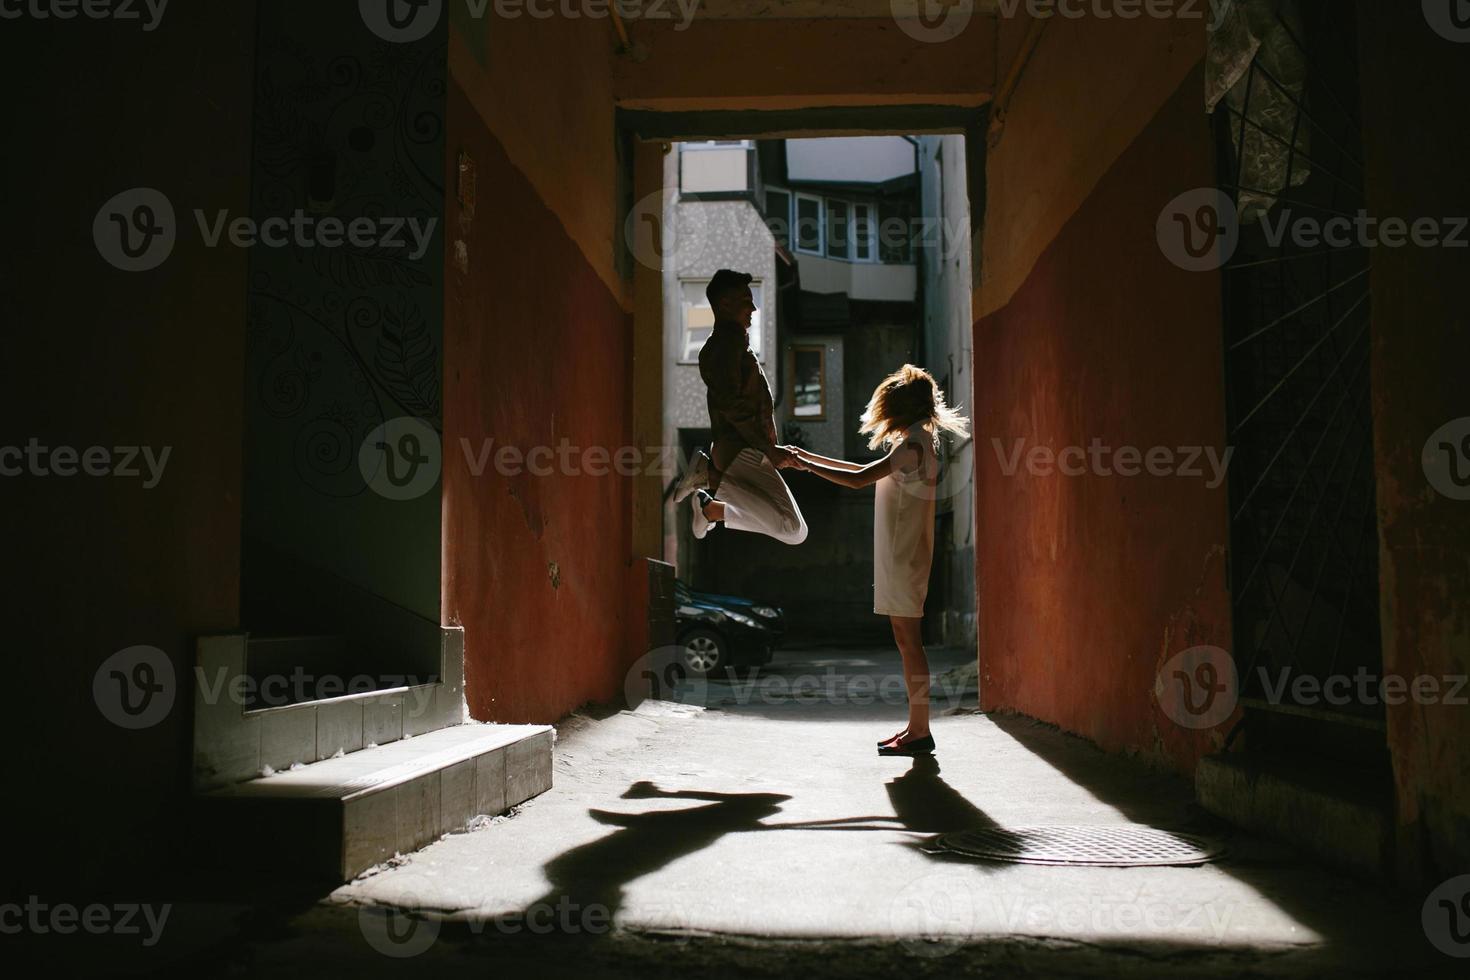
top-left (783, 364), bottom-right (969, 756)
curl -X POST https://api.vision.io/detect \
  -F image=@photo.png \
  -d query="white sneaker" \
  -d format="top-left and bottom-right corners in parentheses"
top-left (691, 491), bottom-right (715, 540)
top-left (672, 450), bottom-right (711, 503)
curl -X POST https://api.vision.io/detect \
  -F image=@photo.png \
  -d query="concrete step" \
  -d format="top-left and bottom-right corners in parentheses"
top-left (192, 631), bottom-right (466, 790)
top-left (200, 723), bottom-right (554, 881)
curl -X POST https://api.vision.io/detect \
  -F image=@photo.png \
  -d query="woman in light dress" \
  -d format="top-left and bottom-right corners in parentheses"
top-left (783, 364), bottom-right (969, 756)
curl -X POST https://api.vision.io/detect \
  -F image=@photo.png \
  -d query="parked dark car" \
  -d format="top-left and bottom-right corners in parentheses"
top-left (674, 581), bottom-right (785, 674)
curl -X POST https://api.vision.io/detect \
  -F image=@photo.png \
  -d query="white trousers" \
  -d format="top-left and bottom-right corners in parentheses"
top-left (713, 448), bottom-right (808, 546)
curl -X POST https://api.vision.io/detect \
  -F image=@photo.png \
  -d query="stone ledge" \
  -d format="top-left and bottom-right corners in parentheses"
top-left (1196, 751), bottom-right (1392, 881)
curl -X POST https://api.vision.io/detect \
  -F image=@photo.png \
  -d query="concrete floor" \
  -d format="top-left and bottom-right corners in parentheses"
top-left (37, 648), bottom-right (1458, 977)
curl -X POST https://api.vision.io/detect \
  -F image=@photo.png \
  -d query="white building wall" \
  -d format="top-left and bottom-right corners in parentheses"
top-left (660, 146), bottom-right (780, 568)
top-left (775, 335), bottom-right (844, 460)
top-left (919, 133), bottom-right (977, 649)
top-left (796, 254), bottom-right (917, 303)
top-left (661, 149), bottom-right (779, 435)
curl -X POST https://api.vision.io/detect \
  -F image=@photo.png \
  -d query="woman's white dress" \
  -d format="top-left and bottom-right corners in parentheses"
top-left (873, 425), bottom-right (936, 618)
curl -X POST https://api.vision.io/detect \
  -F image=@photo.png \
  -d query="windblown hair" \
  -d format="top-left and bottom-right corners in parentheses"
top-left (858, 364), bottom-right (969, 453)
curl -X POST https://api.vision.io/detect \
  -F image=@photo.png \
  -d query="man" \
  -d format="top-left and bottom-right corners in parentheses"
top-left (672, 269), bottom-right (808, 545)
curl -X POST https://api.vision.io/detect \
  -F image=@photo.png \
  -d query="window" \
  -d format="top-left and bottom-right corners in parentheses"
top-left (782, 192), bottom-right (879, 263)
top-left (680, 279), bottom-right (763, 362)
top-left (680, 283), bottom-right (715, 362)
top-left (765, 188), bottom-right (791, 249)
top-left (794, 193), bottom-right (823, 254)
top-left (679, 140), bottom-right (754, 196)
top-left (825, 199), bottom-right (849, 260)
top-left (878, 198), bottom-right (913, 263)
top-left (853, 203), bottom-right (875, 262)
top-left (783, 191), bottom-right (910, 263)
top-left (790, 345), bottom-right (826, 419)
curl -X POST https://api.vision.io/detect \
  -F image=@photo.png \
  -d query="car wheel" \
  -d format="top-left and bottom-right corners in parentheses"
top-left (679, 628), bottom-right (726, 675)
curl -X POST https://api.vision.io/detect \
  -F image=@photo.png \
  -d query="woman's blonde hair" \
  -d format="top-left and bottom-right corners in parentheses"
top-left (858, 363), bottom-right (969, 452)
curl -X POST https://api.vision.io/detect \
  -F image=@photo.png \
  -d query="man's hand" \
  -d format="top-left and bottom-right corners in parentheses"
top-left (775, 445), bottom-right (808, 467)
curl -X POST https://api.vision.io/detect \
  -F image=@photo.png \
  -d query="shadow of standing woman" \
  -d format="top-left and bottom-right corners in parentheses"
top-left (885, 755), bottom-right (1000, 835)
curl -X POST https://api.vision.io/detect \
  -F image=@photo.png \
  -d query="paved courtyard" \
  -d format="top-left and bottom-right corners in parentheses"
top-left (28, 648), bottom-right (1460, 977)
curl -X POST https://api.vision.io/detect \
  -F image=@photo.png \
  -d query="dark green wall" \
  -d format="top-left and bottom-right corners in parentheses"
top-left (243, 0), bottom-right (447, 625)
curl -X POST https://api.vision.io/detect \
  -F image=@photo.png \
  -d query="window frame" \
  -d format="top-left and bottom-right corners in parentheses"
top-left (764, 186), bottom-right (792, 250)
top-left (793, 192), bottom-right (825, 256)
top-left (851, 201), bottom-right (877, 263)
top-left (786, 192), bottom-right (887, 264)
top-left (681, 139), bottom-right (752, 149)
top-left (788, 343), bottom-right (828, 421)
top-left (678, 278), bottom-right (764, 364)
top-left (677, 140), bottom-right (757, 201)
top-left (825, 198), bottom-right (851, 261)
top-left (877, 198), bottom-right (914, 264)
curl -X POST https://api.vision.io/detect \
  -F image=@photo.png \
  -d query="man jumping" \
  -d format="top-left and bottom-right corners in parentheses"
top-left (672, 269), bottom-right (808, 546)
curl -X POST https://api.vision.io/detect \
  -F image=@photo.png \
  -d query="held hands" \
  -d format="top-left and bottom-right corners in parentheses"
top-left (770, 445), bottom-right (808, 470)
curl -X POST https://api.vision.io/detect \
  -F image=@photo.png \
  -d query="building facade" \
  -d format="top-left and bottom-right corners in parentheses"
top-left (662, 135), bottom-right (974, 645)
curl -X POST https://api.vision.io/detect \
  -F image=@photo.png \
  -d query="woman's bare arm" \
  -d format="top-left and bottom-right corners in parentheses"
top-left (782, 445), bottom-right (865, 472)
top-left (797, 443), bottom-right (917, 490)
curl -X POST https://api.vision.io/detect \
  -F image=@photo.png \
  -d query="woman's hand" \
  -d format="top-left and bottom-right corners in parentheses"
top-left (793, 443), bottom-right (905, 489)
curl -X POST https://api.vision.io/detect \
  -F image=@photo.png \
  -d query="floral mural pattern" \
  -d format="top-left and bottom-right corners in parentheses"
top-left (246, 6), bottom-right (445, 499)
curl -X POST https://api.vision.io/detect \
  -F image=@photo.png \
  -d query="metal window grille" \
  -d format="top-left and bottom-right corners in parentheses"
top-left (1212, 0), bottom-right (1381, 726)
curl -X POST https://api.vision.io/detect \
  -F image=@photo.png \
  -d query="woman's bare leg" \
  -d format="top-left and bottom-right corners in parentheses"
top-left (889, 615), bottom-right (931, 740)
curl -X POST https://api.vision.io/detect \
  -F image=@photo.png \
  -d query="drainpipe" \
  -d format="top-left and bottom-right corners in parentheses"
top-left (609, 4), bottom-right (631, 47)
top-left (987, 17), bottom-right (1049, 148)
top-left (901, 135), bottom-right (925, 366)
top-left (609, 6), bottom-right (648, 61)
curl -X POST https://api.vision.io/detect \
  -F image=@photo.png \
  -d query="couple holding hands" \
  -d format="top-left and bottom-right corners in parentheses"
top-left (672, 270), bottom-right (968, 757)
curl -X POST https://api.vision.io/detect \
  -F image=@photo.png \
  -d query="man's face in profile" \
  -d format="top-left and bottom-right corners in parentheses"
top-left (716, 284), bottom-right (756, 330)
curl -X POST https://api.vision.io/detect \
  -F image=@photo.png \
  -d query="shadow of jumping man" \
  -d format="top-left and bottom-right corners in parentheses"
top-left (503, 763), bottom-right (991, 945)
top-left (523, 781), bottom-right (791, 936)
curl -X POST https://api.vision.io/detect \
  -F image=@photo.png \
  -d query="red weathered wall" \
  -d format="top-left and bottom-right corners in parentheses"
top-left (975, 65), bottom-right (1234, 773)
top-left (443, 80), bottom-right (635, 723)
top-left (1357, 3), bottom-right (1470, 883)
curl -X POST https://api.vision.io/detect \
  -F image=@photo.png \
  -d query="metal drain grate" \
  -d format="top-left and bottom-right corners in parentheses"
top-left (932, 826), bottom-right (1225, 867)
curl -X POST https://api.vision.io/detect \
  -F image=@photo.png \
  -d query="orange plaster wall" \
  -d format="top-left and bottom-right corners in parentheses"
top-left (974, 63), bottom-right (1234, 774)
